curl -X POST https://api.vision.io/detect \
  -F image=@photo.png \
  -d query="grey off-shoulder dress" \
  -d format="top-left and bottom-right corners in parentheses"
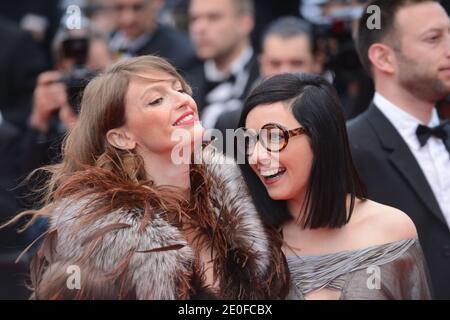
top-left (286, 238), bottom-right (432, 300)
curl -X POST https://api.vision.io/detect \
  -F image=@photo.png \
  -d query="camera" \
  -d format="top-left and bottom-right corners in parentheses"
top-left (59, 37), bottom-right (97, 113)
top-left (60, 67), bottom-right (96, 114)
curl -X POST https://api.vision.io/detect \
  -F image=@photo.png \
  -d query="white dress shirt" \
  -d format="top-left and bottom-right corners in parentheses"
top-left (201, 46), bottom-right (254, 129)
top-left (374, 92), bottom-right (450, 229)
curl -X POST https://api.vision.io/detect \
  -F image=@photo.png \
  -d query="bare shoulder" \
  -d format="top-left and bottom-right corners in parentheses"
top-left (348, 199), bottom-right (418, 247)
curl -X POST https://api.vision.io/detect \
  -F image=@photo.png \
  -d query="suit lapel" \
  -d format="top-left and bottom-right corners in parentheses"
top-left (242, 55), bottom-right (260, 100)
top-left (366, 104), bottom-right (447, 226)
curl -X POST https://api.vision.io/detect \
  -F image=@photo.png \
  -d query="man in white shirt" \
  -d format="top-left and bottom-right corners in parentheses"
top-left (348, 0), bottom-right (450, 299)
top-left (186, 0), bottom-right (259, 130)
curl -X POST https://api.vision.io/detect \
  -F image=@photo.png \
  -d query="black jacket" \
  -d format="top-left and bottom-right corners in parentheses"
top-left (134, 25), bottom-right (197, 72)
top-left (347, 103), bottom-right (450, 299)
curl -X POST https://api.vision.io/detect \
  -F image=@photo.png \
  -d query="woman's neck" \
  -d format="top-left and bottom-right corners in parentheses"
top-left (285, 194), bottom-right (356, 232)
top-left (141, 150), bottom-right (191, 198)
top-left (287, 191), bottom-right (307, 223)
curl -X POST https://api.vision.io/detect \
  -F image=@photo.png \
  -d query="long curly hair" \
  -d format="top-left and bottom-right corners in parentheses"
top-left (6, 55), bottom-right (212, 256)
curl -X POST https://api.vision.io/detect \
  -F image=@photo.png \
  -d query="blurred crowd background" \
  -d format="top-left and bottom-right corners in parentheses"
top-left (0, 0), bottom-right (449, 299)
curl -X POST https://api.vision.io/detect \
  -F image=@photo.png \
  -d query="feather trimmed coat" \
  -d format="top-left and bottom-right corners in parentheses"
top-left (29, 145), bottom-right (289, 300)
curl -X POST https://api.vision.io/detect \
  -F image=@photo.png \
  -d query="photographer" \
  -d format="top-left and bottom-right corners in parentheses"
top-left (14, 24), bottom-right (111, 256)
top-left (0, 22), bottom-right (110, 299)
top-left (22, 26), bottom-right (111, 176)
top-left (30, 71), bottom-right (76, 134)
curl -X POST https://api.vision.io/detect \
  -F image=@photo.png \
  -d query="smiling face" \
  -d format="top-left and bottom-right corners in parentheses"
top-left (107, 71), bottom-right (203, 159)
top-left (245, 101), bottom-right (313, 203)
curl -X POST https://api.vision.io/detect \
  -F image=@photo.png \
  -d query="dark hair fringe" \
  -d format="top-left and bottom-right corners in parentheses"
top-left (237, 73), bottom-right (367, 230)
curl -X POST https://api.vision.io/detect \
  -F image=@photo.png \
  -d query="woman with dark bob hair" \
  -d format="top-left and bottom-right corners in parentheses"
top-left (237, 73), bottom-right (431, 300)
top-left (4, 56), bottom-right (289, 300)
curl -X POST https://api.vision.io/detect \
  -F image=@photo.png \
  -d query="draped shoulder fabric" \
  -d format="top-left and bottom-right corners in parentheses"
top-left (287, 238), bottom-right (432, 300)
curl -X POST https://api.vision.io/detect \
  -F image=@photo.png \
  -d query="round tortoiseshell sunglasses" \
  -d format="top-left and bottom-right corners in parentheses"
top-left (239, 123), bottom-right (308, 155)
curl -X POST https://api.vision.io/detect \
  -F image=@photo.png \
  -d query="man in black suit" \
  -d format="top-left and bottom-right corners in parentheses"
top-left (109, 0), bottom-right (196, 71)
top-left (349, 0), bottom-right (450, 299)
top-left (186, 0), bottom-right (259, 133)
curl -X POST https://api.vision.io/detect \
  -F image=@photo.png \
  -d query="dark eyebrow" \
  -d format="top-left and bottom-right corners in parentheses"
top-left (139, 79), bottom-right (181, 100)
top-left (420, 26), bottom-right (450, 37)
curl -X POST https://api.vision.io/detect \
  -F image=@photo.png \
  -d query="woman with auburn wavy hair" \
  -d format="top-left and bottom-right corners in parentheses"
top-left (5, 56), bottom-right (288, 299)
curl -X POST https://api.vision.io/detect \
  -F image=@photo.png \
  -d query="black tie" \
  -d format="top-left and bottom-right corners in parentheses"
top-left (416, 120), bottom-right (450, 151)
top-left (205, 74), bottom-right (237, 93)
